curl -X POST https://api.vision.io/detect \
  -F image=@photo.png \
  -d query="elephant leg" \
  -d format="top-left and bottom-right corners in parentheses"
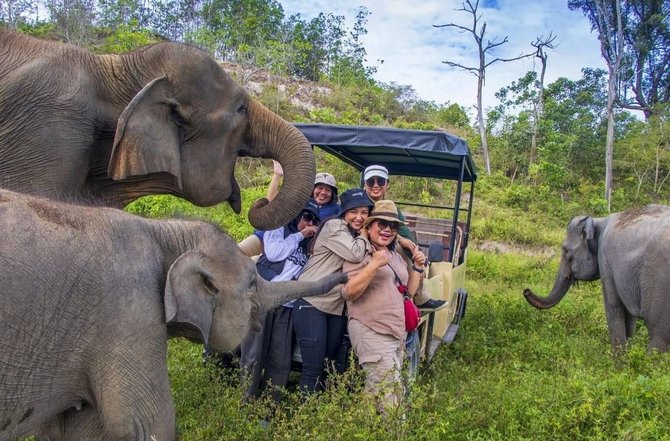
top-left (35, 404), bottom-right (110, 441)
top-left (602, 279), bottom-right (627, 353)
top-left (624, 310), bottom-right (637, 340)
top-left (88, 338), bottom-right (176, 440)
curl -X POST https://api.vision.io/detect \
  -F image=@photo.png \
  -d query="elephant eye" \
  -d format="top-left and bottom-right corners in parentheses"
top-left (170, 103), bottom-right (190, 128)
top-left (201, 274), bottom-right (218, 295)
top-left (236, 103), bottom-right (247, 115)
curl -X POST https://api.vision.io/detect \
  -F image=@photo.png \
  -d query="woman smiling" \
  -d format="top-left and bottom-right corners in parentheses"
top-left (341, 200), bottom-right (427, 414)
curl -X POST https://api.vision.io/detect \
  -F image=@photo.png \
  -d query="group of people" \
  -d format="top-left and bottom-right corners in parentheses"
top-left (234, 162), bottom-right (446, 414)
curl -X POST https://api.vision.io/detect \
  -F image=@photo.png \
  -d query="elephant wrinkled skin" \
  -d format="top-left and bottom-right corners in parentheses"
top-left (524, 204), bottom-right (670, 353)
top-left (0, 189), bottom-right (347, 441)
top-left (0, 28), bottom-right (314, 231)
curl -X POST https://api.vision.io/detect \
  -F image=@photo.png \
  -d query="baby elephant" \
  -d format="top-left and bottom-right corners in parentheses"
top-left (0, 189), bottom-right (346, 441)
top-left (524, 204), bottom-right (670, 353)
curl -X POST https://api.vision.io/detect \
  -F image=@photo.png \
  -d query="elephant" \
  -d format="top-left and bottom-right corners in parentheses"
top-left (523, 204), bottom-right (670, 353)
top-left (0, 28), bottom-right (314, 232)
top-left (0, 189), bottom-right (346, 441)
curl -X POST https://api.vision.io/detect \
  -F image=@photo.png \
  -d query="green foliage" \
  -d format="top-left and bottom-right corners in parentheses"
top-left (96, 23), bottom-right (158, 53)
top-left (161, 246), bottom-right (670, 440)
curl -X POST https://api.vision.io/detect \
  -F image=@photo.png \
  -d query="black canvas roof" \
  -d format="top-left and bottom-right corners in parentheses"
top-left (294, 123), bottom-right (477, 182)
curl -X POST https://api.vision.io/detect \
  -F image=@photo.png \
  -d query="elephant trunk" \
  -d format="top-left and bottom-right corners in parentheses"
top-left (523, 255), bottom-right (574, 309)
top-left (245, 100), bottom-right (315, 231)
top-left (258, 272), bottom-right (348, 311)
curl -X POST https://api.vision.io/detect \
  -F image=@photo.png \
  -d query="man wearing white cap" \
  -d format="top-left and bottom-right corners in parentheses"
top-left (363, 164), bottom-right (445, 310)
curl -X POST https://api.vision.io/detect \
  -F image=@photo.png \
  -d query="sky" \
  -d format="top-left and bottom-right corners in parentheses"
top-left (278, 0), bottom-right (606, 114)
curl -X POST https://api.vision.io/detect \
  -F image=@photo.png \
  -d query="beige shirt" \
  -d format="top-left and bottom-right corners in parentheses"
top-left (342, 251), bottom-right (408, 340)
top-left (299, 219), bottom-right (370, 315)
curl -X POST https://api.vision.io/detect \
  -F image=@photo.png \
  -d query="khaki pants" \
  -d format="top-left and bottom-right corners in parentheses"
top-left (348, 319), bottom-right (404, 414)
top-left (238, 234), bottom-right (263, 258)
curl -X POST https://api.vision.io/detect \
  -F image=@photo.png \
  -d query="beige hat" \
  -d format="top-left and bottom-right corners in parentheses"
top-left (363, 200), bottom-right (407, 228)
top-left (314, 172), bottom-right (337, 190)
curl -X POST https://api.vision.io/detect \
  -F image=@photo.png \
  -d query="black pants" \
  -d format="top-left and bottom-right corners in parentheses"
top-left (239, 305), bottom-right (294, 401)
top-left (292, 298), bottom-right (347, 393)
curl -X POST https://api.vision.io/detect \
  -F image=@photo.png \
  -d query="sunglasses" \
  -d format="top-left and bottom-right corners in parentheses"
top-left (375, 219), bottom-right (399, 232)
top-left (365, 176), bottom-right (387, 187)
top-left (301, 211), bottom-right (320, 224)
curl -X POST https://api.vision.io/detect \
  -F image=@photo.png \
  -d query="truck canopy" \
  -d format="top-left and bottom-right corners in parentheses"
top-left (294, 123), bottom-right (477, 182)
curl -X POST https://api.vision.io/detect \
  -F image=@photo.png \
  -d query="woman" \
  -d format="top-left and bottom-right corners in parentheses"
top-left (341, 200), bottom-right (427, 414)
top-left (239, 199), bottom-right (320, 402)
top-left (293, 188), bottom-right (373, 392)
top-left (238, 162), bottom-right (339, 257)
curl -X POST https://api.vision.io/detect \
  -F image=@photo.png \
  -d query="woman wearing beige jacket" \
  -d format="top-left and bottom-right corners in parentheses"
top-left (293, 188), bottom-right (373, 393)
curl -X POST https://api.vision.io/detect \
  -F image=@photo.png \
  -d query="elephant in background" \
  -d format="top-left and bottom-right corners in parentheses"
top-left (0, 28), bottom-right (314, 232)
top-left (524, 205), bottom-right (670, 353)
top-left (0, 189), bottom-right (346, 441)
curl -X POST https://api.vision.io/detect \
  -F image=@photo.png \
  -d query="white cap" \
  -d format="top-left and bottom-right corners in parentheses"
top-left (363, 165), bottom-right (389, 181)
top-left (314, 172), bottom-right (337, 190)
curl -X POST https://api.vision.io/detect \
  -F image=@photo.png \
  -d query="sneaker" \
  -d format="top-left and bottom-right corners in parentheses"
top-left (418, 298), bottom-right (446, 311)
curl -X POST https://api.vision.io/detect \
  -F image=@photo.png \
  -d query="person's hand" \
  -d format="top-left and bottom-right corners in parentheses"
top-left (398, 236), bottom-right (417, 252)
top-left (412, 249), bottom-right (427, 268)
top-left (272, 160), bottom-right (284, 177)
top-left (358, 227), bottom-right (369, 239)
top-left (300, 225), bottom-right (319, 238)
top-left (370, 249), bottom-right (389, 269)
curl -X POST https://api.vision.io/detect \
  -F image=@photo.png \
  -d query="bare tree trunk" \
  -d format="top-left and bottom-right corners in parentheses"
top-left (476, 61), bottom-right (491, 175)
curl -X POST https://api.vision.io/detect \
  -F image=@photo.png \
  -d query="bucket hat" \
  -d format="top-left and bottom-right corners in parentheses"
top-left (363, 200), bottom-right (407, 228)
top-left (337, 189), bottom-right (374, 217)
top-left (300, 198), bottom-right (321, 220)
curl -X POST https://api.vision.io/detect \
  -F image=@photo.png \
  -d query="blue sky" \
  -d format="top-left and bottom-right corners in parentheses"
top-left (278, 0), bottom-right (606, 115)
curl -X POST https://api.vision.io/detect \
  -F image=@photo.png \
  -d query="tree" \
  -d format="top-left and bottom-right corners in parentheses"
top-left (569, 0), bottom-right (625, 210)
top-left (434, 0), bottom-right (541, 175)
top-left (0, 0), bottom-right (36, 27)
top-left (569, 0), bottom-right (670, 119)
top-left (45, 0), bottom-right (96, 45)
top-left (529, 33), bottom-right (557, 166)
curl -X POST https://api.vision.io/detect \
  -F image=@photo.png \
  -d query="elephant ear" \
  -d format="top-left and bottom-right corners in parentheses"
top-left (109, 76), bottom-right (182, 187)
top-left (164, 251), bottom-right (217, 345)
top-left (576, 215), bottom-right (598, 254)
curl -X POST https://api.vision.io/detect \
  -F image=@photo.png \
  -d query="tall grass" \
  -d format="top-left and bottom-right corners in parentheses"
top-left (163, 249), bottom-right (670, 440)
top-left (122, 161), bottom-right (670, 440)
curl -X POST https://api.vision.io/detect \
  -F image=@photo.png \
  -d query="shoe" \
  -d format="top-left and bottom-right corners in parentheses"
top-left (418, 299), bottom-right (446, 311)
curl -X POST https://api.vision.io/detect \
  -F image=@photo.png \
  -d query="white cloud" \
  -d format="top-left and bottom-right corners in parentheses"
top-left (279, 0), bottom-right (606, 113)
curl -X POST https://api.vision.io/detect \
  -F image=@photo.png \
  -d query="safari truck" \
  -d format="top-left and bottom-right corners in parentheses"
top-left (294, 123), bottom-right (477, 362)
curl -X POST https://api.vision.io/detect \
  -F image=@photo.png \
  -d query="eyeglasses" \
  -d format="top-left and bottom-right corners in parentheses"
top-left (301, 211), bottom-right (320, 224)
top-left (375, 219), bottom-right (399, 232)
top-left (365, 176), bottom-right (387, 187)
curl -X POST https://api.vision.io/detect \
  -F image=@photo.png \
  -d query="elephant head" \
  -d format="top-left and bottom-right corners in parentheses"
top-left (524, 215), bottom-right (600, 309)
top-left (108, 43), bottom-right (314, 231)
top-left (163, 248), bottom-right (346, 351)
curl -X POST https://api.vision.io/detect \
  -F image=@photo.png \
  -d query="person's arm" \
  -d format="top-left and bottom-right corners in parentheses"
top-left (323, 221), bottom-right (370, 263)
top-left (342, 250), bottom-right (388, 302)
top-left (406, 249), bottom-right (427, 296)
top-left (262, 228), bottom-right (300, 262)
top-left (266, 160), bottom-right (283, 201)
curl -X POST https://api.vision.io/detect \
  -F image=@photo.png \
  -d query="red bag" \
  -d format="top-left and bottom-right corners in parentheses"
top-left (394, 272), bottom-right (421, 332)
top-left (403, 295), bottom-right (421, 332)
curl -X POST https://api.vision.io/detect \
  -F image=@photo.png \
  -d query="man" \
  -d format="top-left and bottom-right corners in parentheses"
top-left (363, 164), bottom-right (445, 310)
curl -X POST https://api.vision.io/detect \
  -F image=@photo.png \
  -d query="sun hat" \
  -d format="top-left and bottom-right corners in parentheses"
top-left (363, 165), bottom-right (389, 182)
top-left (363, 200), bottom-right (407, 228)
top-left (337, 188), bottom-right (374, 217)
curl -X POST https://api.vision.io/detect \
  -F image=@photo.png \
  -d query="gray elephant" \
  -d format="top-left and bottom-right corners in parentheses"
top-left (0, 189), bottom-right (346, 441)
top-left (524, 205), bottom-right (670, 353)
top-left (0, 28), bottom-right (314, 232)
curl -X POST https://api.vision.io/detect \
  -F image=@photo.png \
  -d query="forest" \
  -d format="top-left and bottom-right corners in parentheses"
top-left (3, 1), bottom-right (670, 439)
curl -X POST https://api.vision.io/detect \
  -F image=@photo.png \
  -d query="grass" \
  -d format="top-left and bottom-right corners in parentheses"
top-left (98, 161), bottom-right (670, 440)
top-left (162, 248), bottom-right (670, 440)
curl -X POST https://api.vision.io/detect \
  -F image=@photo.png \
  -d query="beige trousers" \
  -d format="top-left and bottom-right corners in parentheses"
top-left (348, 319), bottom-right (404, 414)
